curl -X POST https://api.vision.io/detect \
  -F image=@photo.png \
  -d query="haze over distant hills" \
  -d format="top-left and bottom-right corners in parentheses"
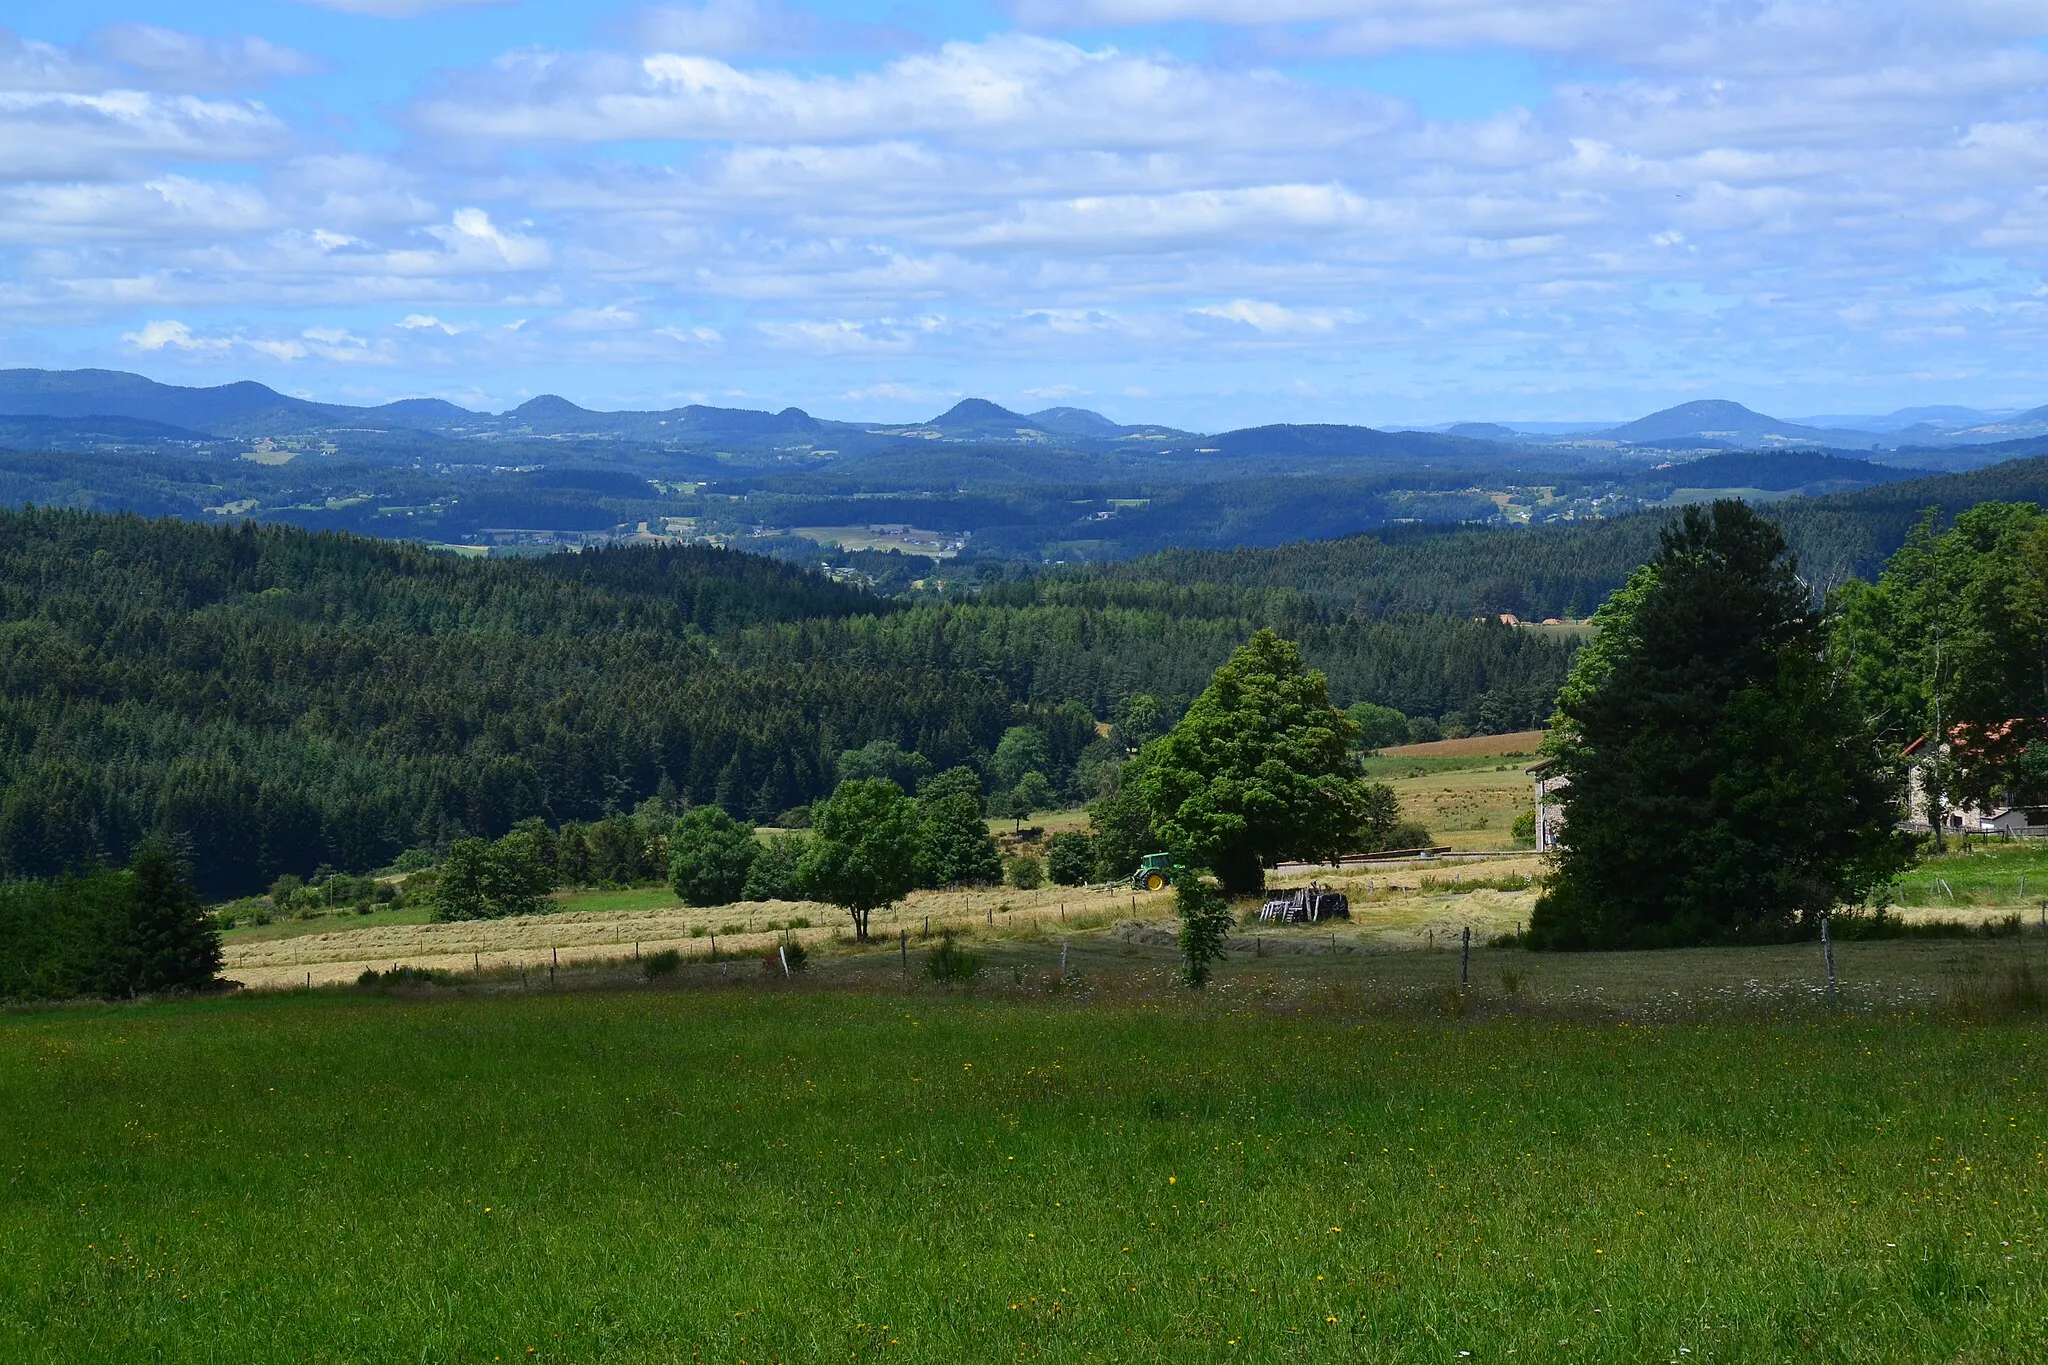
top-left (3, 365), bottom-right (2045, 569)
top-left (3, 368), bottom-right (2043, 465)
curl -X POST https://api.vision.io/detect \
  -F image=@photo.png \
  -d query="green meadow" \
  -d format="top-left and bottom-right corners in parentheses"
top-left (3, 941), bottom-right (2047, 1363)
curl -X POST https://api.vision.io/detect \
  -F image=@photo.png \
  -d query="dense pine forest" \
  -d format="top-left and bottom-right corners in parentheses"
top-left (1064, 455), bottom-right (2048, 618)
top-left (0, 509), bottom-right (1570, 896)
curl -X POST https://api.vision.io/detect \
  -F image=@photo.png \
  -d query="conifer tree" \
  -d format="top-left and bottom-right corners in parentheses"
top-left (1533, 501), bottom-right (1908, 949)
top-left (117, 839), bottom-right (221, 996)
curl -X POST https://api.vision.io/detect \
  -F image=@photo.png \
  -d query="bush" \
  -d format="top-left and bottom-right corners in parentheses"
top-left (643, 948), bottom-right (683, 979)
top-left (391, 848), bottom-right (437, 874)
top-left (760, 940), bottom-right (809, 976)
top-left (356, 966), bottom-right (454, 989)
top-left (1046, 832), bottom-right (1093, 885)
top-left (923, 933), bottom-right (982, 984)
top-left (1383, 821), bottom-right (1435, 851)
top-left (1008, 854), bottom-right (1045, 890)
top-left (1511, 808), bottom-right (1537, 846)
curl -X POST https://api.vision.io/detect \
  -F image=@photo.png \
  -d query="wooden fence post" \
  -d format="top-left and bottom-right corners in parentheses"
top-left (1460, 926), bottom-right (1470, 988)
top-left (900, 929), bottom-right (908, 970)
top-left (1822, 910), bottom-right (1837, 999)
top-left (1061, 938), bottom-right (1069, 980)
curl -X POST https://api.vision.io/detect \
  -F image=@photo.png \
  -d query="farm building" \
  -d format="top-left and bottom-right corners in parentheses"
top-left (1902, 732), bottom-right (2048, 837)
top-left (1527, 757), bottom-right (1567, 851)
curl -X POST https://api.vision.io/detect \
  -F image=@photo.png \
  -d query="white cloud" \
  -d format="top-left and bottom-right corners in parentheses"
top-left (89, 25), bottom-right (317, 90)
top-left (1191, 299), bottom-right (1341, 333)
top-left (556, 304), bottom-right (642, 330)
top-left (411, 35), bottom-right (1391, 151)
top-left (420, 208), bottom-right (550, 270)
top-left (122, 319), bottom-right (224, 351)
top-left (0, 90), bottom-right (287, 180)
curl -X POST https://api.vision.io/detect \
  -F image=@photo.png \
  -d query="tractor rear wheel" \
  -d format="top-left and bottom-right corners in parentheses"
top-left (1142, 871), bottom-right (1167, 891)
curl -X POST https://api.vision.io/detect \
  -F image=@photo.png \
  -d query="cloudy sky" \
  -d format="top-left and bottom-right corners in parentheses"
top-left (5, 1), bottom-right (2048, 427)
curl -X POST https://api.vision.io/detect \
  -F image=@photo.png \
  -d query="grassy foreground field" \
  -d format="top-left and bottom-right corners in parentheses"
top-left (3, 958), bottom-right (2046, 1362)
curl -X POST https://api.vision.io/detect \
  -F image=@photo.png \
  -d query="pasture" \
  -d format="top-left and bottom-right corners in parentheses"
top-left (2, 936), bottom-right (2045, 1363)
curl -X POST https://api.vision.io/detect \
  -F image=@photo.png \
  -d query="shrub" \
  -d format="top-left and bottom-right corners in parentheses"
top-left (1008, 854), bottom-right (1045, 890)
top-left (759, 940), bottom-right (808, 976)
top-left (688, 924), bottom-right (707, 938)
top-left (356, 966), bottom-right (454, 989)
top-left (1383, 820), bottom-right (1434, 851)
top-left (1175, 871), bottom-right (1231, 988)
top-left (923, 932), bottom-right (982, 983)
top-left (1511, 808), bottom-right (1537, 846)
top-left (392, 848), bottom-right (437, 874)
top-left (643, 948), bottom-right (683, 979)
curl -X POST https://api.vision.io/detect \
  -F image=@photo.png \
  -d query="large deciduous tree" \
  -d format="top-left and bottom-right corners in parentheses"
top-left (914, 766), bottom-right (1001, 888)
top-left (1834, 502), bottom-right (2048, 831)
top-left (797, 778), bottom-right (921, 942)
top-left (668, 805), bottom-right (760, 907)
top-left (428, 830), bottom-right (555, 921)
top-left (1137, 629), bottom-right (1389, 896)
top-left (1532, 500), bottom-right (1909, 950)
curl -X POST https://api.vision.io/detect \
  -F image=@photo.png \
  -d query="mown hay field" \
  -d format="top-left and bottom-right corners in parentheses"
top-left (2, 949), bottom-right (2046, 1363)
top-left (218, 834), bottom-right (2045, 991)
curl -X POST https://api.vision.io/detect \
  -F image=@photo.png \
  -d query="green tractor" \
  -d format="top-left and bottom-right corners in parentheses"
top-left (1131, 852), bottom-right (1174, 893)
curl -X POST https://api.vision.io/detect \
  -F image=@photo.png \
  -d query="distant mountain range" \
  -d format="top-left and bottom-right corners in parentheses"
top-left (0, 369), bottom-right (1199, 452)
top-left (1, 369), bottom-right (2044, 470)
top-left (1424, 398), bottom-right (2048, 452)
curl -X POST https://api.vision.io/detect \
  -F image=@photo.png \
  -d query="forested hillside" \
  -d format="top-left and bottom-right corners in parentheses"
top-left (0, 510), bottom-right (1573, 896)
top-left (1057, 455), bottom-right (2048, 620)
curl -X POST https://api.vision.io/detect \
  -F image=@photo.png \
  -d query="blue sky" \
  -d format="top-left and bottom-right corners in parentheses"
top-left (4, 0), bottom-right (2048, 428)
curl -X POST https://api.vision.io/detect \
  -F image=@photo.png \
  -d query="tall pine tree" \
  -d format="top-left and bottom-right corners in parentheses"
top-left (1532, 501), bottom-right (1908, 949)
